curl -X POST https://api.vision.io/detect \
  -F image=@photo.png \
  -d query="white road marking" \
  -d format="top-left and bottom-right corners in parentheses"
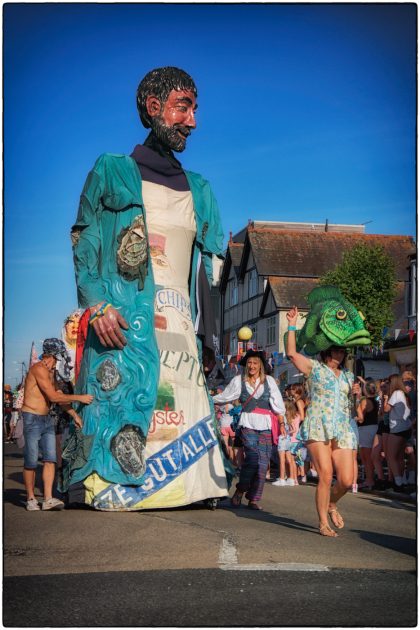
top-left (218, 537), bottom-right (238, 565)
top-left (218, 536), bottom-right (328, 571)
top-left (221, 562), bottom-right (329, 572)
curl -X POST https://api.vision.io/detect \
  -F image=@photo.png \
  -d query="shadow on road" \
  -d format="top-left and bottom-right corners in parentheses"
top-left (365, 495), bottom-right (416, 512)
top-left (351, 529), bottom-right (416, 557)
top-left (5, 468), bottom-right (45, 507)
top-left (219, 499), bottom-right (318, 534)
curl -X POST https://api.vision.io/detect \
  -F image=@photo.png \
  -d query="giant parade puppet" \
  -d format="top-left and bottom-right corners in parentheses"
top-left (60, 67), bottom-right (233, 510)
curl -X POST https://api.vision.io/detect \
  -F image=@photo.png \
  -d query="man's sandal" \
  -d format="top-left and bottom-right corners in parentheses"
top-left (319, 523), bottom-right (338, 537)
top-left (328, 508), bottom-right (345, 529)
top-left (247, 501), bottom-right (262, 511)
top-left (230, 490), bottom-right (243, 507)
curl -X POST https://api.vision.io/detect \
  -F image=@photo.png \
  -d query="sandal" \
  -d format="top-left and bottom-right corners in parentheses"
top-left (328, 507), bottom-right (345, 529)
top-left (247, 501), bottom-right (262, 511)
top-left (319, 523), bottom-right (338, 537)
top-left (230, 490), bottom-right (243, 508)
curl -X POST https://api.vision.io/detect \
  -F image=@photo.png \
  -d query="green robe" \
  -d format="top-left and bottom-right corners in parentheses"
top-left (61, 153), bottom-right (229, 492)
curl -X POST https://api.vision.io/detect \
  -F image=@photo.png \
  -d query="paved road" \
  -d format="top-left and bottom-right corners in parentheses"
top-left (3, 443), bottom-right (417, 626)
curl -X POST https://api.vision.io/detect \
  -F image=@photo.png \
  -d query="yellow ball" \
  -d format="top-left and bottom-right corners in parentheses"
top-left (237, 326), bottom-right (253, 341)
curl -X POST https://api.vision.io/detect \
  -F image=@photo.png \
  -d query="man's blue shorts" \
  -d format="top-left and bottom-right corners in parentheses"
top-left (22, 412), bottom-right (56, 469)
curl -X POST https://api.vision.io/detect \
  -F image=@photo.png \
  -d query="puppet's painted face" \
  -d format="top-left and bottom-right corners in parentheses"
top-left (64, 313), bottom-right (81, 346)
top-left (151, 89), bottom-right (197, 152)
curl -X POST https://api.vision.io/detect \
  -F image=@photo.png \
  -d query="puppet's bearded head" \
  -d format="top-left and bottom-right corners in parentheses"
top-left (136, 67), bottom-right (197, 152)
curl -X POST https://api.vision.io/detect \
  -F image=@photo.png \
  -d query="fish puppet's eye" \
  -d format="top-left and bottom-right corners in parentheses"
top-left (336, 309), bottom-right (347, 320)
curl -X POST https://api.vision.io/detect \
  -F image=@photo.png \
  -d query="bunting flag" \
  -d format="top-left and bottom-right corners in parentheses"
top-left (394, 329), bottom-right (401, 341)
top-left (382, 327), bottom-right (388, 338)
top-left (408, 329), bottom-right (415, 343)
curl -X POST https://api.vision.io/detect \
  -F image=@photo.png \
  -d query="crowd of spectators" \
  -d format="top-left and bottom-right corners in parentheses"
top-left (211, 360), bottom-right (417, 498)
top-left (5, 358), bottom-right (417, 502)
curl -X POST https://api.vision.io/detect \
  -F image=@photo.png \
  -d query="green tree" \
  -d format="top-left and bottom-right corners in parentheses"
top-left (320, 243), bottom-right (397, 346)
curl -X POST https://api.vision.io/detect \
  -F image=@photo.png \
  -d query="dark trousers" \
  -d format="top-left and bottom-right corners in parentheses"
top-left (236, 428), bottom-right (272, 502)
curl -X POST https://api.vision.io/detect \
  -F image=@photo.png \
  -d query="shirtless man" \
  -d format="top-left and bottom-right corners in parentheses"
top-left (22, 338), bottom-right (93, 511)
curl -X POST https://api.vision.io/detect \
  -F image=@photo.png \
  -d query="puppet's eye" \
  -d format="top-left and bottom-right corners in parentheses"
top-left (336, 309), bottom-right (347, 320)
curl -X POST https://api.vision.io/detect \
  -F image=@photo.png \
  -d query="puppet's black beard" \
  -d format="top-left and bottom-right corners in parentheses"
top-left (152, 118), bottom-right (191, 152)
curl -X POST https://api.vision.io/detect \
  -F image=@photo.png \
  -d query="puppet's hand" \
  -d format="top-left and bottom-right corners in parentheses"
top-left (91, 305), bottom-right (129, 349)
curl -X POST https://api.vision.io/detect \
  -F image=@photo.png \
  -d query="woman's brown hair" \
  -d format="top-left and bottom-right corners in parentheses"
top-left (363, 380), bottom-right (377, 398)
top-left (388, 374), bottom-right (410, 408)
top-left (285, 398), bottom-right (298, 424)
top-left (290, 383), bottom-right (305, 400)
top-left (319, 346), bottom-right (347, 368)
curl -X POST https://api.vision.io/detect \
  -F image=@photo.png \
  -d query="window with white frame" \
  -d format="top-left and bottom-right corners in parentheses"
top-left (230, 278), bottom-right (238, 306)
top-left (266, 315), bottom-right (276, 346)
top-left (248, 268), bottom-right (258, 297)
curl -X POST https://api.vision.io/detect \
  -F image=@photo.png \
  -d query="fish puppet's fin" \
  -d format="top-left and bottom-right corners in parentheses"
top-left (307, 285), bottom-right (344, 307)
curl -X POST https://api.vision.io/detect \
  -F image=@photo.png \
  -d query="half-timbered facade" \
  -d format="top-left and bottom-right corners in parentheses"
top-left (219, 221), bottom-right (415, 379)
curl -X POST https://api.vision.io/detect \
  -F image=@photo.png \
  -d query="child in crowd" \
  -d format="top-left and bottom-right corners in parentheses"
top-left (214, 387), bottom-right (237, 465)
top-left (273, 392), bottom-right (298, 487)
top-left (290, 384), bottom-right (306, 482)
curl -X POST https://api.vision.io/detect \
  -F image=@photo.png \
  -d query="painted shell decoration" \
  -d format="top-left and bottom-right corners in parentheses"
top-left (116, 214), bottom-right (148, 280)
top-left (111, 425), bottom-right (146, 478)
top-left (96, 359), bottom-right (122, 392)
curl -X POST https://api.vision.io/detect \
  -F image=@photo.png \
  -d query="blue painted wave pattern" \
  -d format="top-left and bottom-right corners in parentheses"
top-left (72, 271), bottom-right (160, 487)
top-left (93, 415), bottom-right (217, 510)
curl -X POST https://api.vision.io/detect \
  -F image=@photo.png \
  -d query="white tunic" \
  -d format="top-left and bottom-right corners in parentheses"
top-left (213, 375), bottom-right (285, 431)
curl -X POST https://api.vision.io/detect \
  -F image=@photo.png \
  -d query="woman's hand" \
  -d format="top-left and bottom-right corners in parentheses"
top-left (286, 306), bottom-right (299, 326)
top-left (278, 415), bottom-right (286, 438)
top-left (352, 383), bottom-right (361, 397)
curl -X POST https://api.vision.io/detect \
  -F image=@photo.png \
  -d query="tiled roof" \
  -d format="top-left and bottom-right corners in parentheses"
top-left (243, 228), bottom-right (414, 281)
top-left (219, 242), bottom-right (244, 291)
top-left (265, 276), bottom-right (318, 310)
top-left (393, 281), bottom-right (407, 327)
top-left (261, 277), bottom-right (407, 323)
top-left (229, 242), bottom-right (244, 271)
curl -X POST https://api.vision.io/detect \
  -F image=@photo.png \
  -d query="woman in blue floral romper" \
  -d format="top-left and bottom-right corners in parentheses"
top-left (286, 306), bottom-right (358, 537)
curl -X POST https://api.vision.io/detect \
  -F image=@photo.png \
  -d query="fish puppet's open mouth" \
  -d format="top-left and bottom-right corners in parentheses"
top-left (342, 329), bottom-right (371, 347)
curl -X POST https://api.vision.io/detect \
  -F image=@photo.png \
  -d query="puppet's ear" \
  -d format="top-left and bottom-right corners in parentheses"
top-left (145, 95), bottom-right (162, 119)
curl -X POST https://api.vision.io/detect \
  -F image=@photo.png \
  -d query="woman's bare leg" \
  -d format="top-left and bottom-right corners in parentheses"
top-left (371, 434), bottom-right (385, 480)
top-left (329, 446), bottom-right (353, 504)
top-left (286, 451), bottom-right (298, 481)
top-left (387, 434), bottom-right (406, 484)
top-left (360, 446), bottom-right (375, 486)
top-left (279, 451), bottom-right (286, 480)
top-left (382, 433), bottom-right (393, 482)
top-left (307, 441), bottom-right (335, 534)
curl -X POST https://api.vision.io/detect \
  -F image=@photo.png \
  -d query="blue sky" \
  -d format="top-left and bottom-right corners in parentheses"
top-left (4, 3), bottom-right (416, 386)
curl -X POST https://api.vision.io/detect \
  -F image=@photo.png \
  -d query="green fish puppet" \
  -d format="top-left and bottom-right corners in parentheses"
top-left (285, 286), bottom-right (371, 356)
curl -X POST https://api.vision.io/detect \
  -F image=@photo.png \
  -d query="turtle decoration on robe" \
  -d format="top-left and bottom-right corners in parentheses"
top-left (285, 286), bottom-right (371, 356)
